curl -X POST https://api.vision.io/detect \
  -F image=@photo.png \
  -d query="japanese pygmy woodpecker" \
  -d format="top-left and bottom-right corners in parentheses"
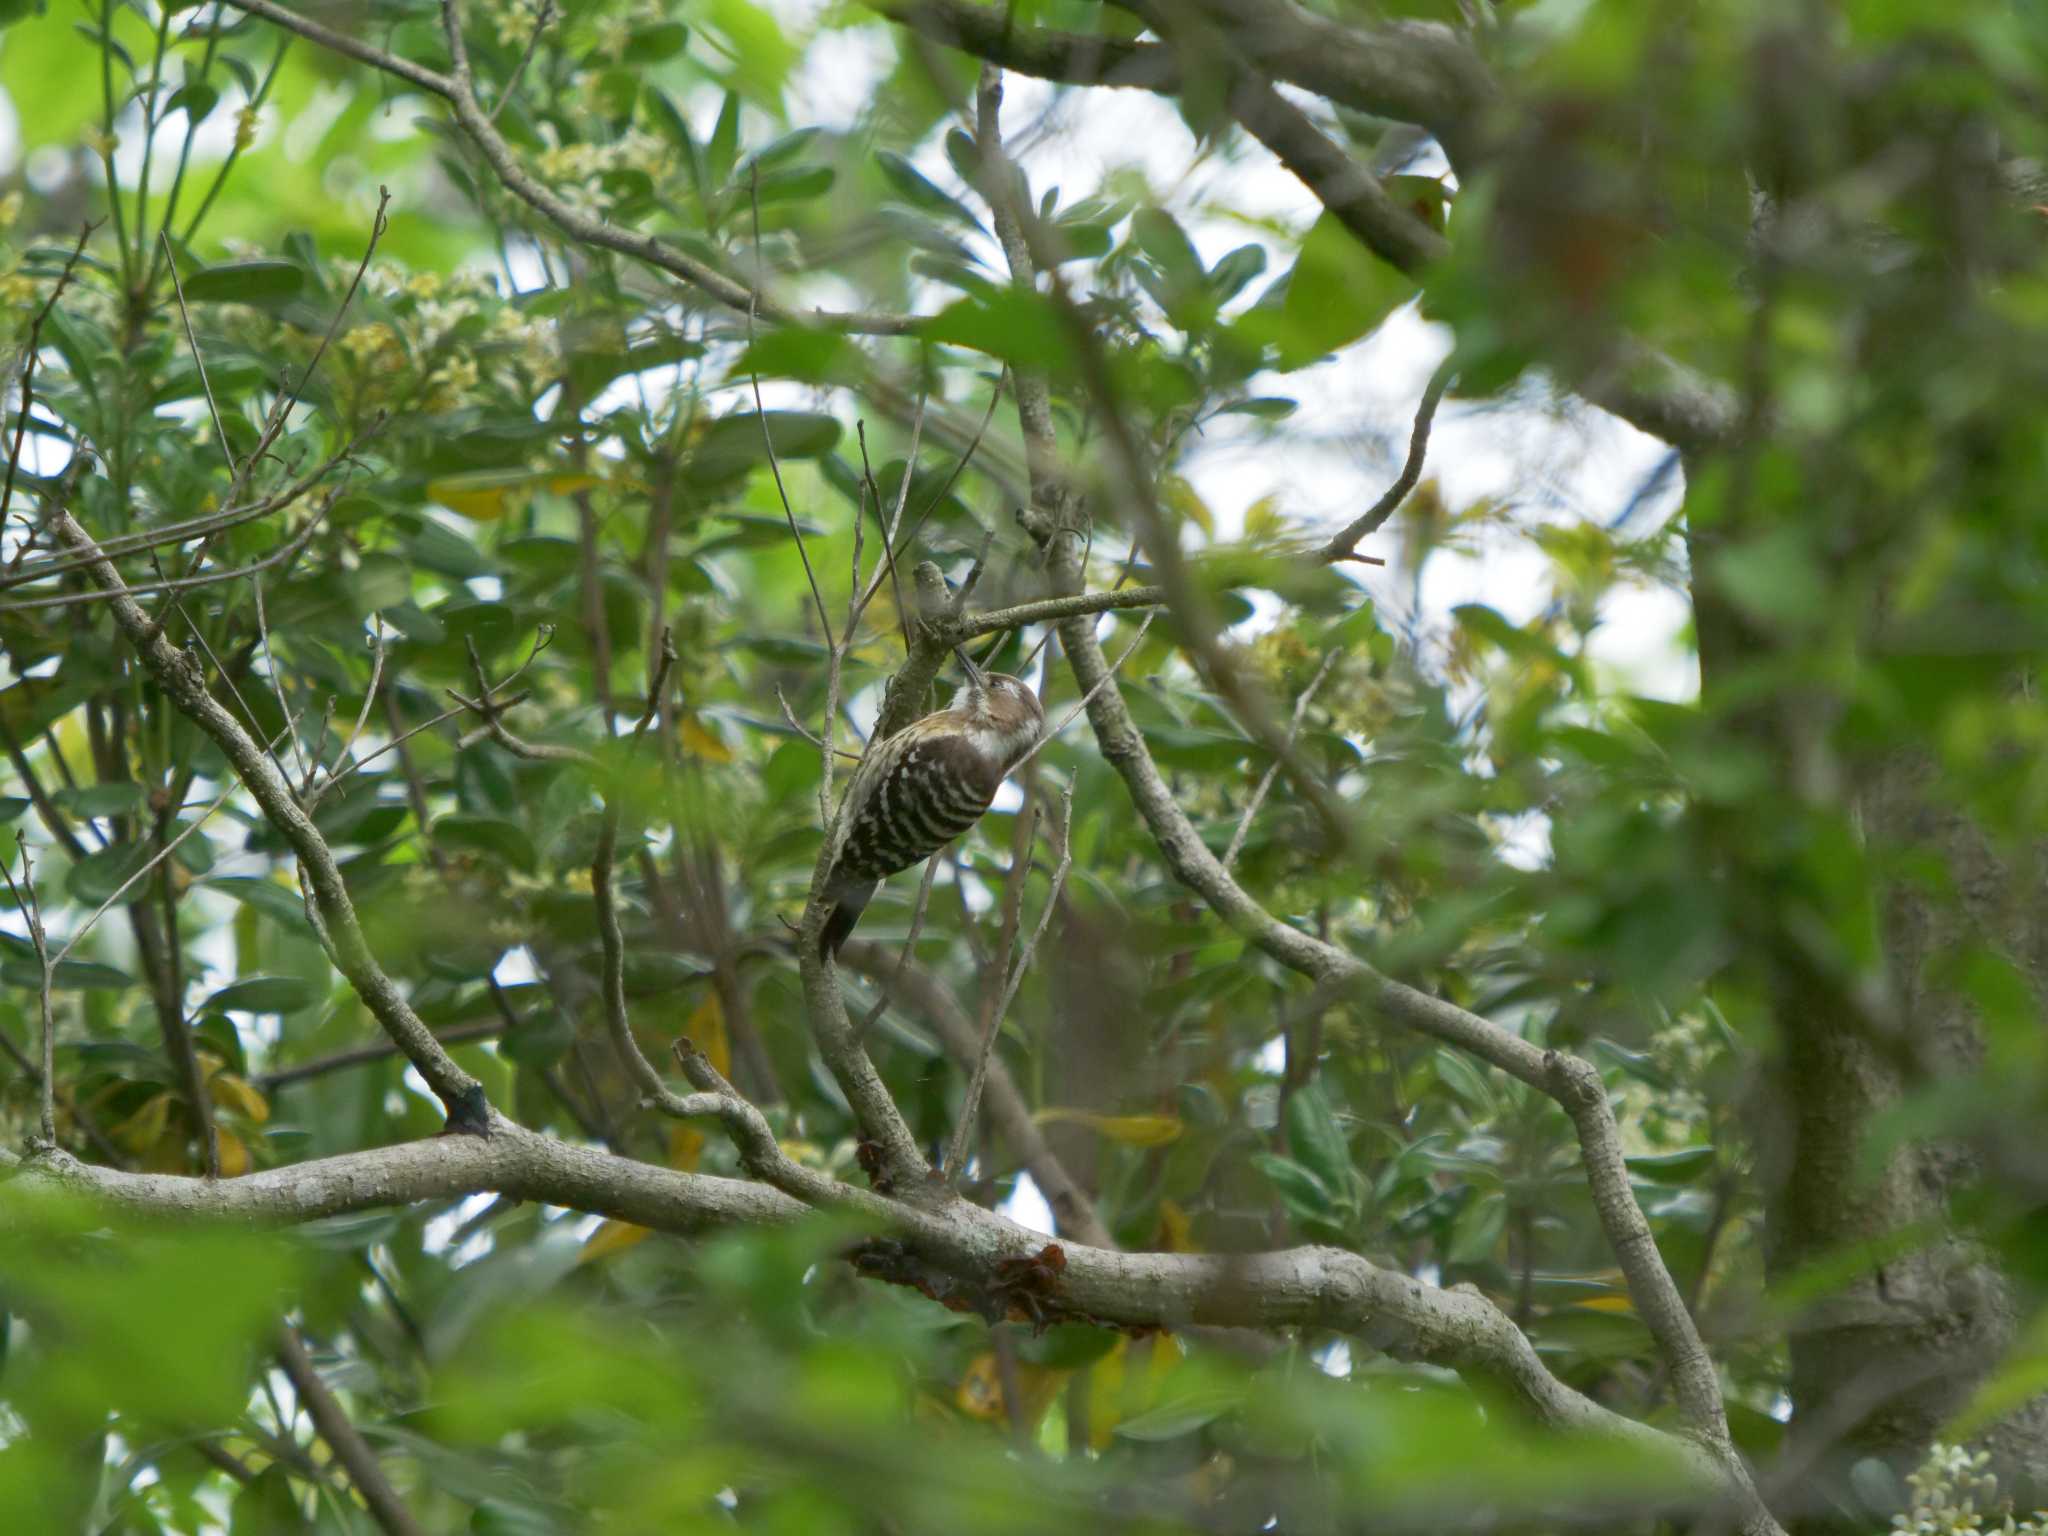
top-left (818, 650), bottom-right (1046, 958)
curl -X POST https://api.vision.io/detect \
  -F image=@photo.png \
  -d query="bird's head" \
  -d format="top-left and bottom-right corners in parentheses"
top-left (952, 649), bottom-right (1046, 766)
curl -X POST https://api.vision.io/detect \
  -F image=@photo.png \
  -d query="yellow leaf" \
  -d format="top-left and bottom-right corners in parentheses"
top-left (1161, 474), bottom-right (1213, 537)
top-left (215, 1127), bottom-right (250, 1177)
top-left (678, 715), bottom-right (734, 764)
top-left (580, 1220), bottom-right (651, 1263)
top-left (685, 991), bottom-right (731, 1083)
top-left (955, 1351), bottom-right (1066, 1429)
top-left (1084, 1332), bottom-right (1186, 1450)
top-left (668, 1123), bottom-right (705, 1172)
top-left (1032, 1109), bottom-right (1184, 1148)
top-left (426, 470), bottom-right (604, 521)
top-left (427, 475), bottom-right (517, 521)
top-left (114, 1091), bottom-right (173, 1154)
top-left (1572, 1294), bottom-right (1637, 1314)
top-left (208, 1069), bottom-right (271, 1125)
top-left (1243, 494), bottom-right (1287, 544)
top-left (1155, 1199), bottom-right (1195, 1253)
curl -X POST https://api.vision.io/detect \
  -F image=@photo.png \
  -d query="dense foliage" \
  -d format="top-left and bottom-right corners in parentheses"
top-left (1, 1), bottom-right (2046, 1533)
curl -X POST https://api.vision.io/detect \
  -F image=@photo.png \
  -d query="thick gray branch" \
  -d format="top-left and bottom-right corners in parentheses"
top-left (1, 1129), bottom-right (1734, 1504)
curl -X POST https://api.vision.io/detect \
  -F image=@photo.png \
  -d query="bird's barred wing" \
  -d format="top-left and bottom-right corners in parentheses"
top-left (831, 715), bottom-right (1000, 882)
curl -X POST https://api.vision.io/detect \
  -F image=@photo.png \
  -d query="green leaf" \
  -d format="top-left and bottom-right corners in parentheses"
top-left (433, 814), bottom-right (538, 873)
top-left (230, 1464), bottom-right (308, 1534)
top-left (1207, 243), bottom-right (1268, 304)
top-left (66, 841), bottom-right (153, 905)
top-left (684, 411), bottom-right (842, 487)
top-left (177, 259), bottom-right (306, 309)
top-left (620, 20), bottom-right (686, 61)
top-left (924, 289), bottom-right (1074, 372)
top-left (1625, 1146), bottom-right (1717, 1184)
top-left (750, 164), bottom-right (834, 204)
top-left (53, 781), bottom-right (146, 818)
top-left (1262, 212), bottom-right (1413, 369)
top-left (1112, 1396), bottom-right (1230, 1442)
top-left (1250, 1152), bottom-right (1339, 1224)
top-left (1283, 1081), bottom-right (1354, 1200)
top-left (203, 876), bottom-right (317, 938)
top-left (875, 149), bottom-right (981, 228)
top-left (201, 975), bottom-right (321, 1015)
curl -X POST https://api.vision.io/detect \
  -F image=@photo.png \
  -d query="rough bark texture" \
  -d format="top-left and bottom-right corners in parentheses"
top-left (1773, 751), bottom-right (2048, 1497)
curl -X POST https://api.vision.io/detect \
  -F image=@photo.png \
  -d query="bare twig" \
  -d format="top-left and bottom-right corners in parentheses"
top-left (1, 220), bottom-right (97, 548)
top-left (261, 1020), bottom-right (506, 1092)
top-left (957, 584), bottom-right (1166, 639)
top-left (306, 619), bottom-right (387, 805)
top-left (52, 735), bottom-right (290, 971)
top-left (1, 429), bottom-right (379, 596)
top-left (1222, 647), bottom-right (1340, 870)
top-left (1007, 609), bottom-right (1155, 777)
top-left (857, 371), bottom-right (1009, 621)
top-left (484, 0), bottom-right (552, 125)
top-left (45, 503), bottom-right (491, 1131)
top-left (1318, 359), bottom-right (1453, 562)
top-left (160, 232), bottom-right (235, 476)
top-left (1, 501), bottom-right (334, 614)
top-left (274, 1328), bottom-right (427, 1536)
top-left (251, 575), bottom-right (307, 788)
top-left (943, 782), bottom-right (1074, 1182)
top-left (772, 685), bottom-right (861, 761)
top-left (0, 847), bottom-right (56, 1145)
top-left (855, 854), bottom-right (942, 1039)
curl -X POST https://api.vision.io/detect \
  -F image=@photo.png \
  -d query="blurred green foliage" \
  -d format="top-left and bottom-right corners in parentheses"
top-left (0, 0), bottom-right (2046, 1529)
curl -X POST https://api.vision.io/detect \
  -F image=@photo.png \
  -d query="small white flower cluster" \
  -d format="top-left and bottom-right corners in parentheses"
top-left (533, 122), bottom-right (674, 220)
top-left (336, 263), bottom-right (558, 411)
top-left (1892, 1443), bottom-right (2047, 1536)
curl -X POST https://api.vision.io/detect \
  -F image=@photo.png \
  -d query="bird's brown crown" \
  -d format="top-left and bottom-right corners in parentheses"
top-left (947, 671), bottom-right (1045, 770)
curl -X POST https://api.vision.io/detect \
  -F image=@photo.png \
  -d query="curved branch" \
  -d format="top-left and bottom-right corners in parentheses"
top-left (1, 1129), bottom-right (1733, 1503)
top-left (213, 0), bottom-right (914, 337)
top-left (44, 501), bottom-right (490, 1132)
top-left (966, 61), bottom-right (1777, 1536)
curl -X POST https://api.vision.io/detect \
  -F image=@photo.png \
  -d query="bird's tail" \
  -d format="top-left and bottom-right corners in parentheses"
top-left (818, 876), bottom-right (877, 960)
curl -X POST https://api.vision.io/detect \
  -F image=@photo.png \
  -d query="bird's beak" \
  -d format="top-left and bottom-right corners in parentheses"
top-left (954, 646), bottom-right (986, 689)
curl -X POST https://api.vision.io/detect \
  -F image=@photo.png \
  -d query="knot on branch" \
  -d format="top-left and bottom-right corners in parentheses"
top-left (1543, 1049), bottom-right (1606, 1113)
top-left (849, 1239), bottom-right (1086, 1331)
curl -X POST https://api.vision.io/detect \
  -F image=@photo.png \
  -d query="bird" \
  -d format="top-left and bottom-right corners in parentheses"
top-left (818, 650), bottom-right (1046, 959)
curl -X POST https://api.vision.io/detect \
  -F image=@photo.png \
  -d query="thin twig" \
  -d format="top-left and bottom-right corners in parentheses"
top-left (251, 574), bottom-right (307, 788)
top-left (51, 730), bottom-right (293, 971)
top-left (856, 373), bottom-right (1006, 619)
top-left (956, 584), bottom-right (1166, 639)
top-left (773, 685), bottom-right (862, 761)
top-left (746, 171), bottom-right (833, 659)
top-left (2, 426), bottom-right (380, 595)
top-left (1222, 647), bottom-right (1339, 871)
top-left (306, 619), bottom-right (386, 805)
top-left (1317, 359), bottom-right (1453, 562)
top-left (0, 501), bottom-right (334, 614)
top-left (855, 855), bottom-right (941, 1039)
top-left (0, 847), bottom-right (56, 1145)
top-left (1007, 609), bottom-right (1155, 777)
top-left (160, 231), bottom-right (236, 476)
top-left (484, 0), bottom-right (552, 125)
top-left (943, 781), bottom-right (1074, 1182)
top-left (275, 1328), bottom-right (428, 1536)
top-left (2, 220), bottom-right (98, 549)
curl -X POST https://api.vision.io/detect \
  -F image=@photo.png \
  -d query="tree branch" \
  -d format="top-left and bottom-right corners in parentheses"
top-left (274, 1328), bottom-right (427, 1536)
top-left (0, 1128), bottom-right (1745, 1508)
top-left (44, 499), bottom-right (490, 1133)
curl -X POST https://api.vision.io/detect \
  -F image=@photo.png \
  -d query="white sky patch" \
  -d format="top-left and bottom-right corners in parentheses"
top-left (1252, 1034), bottom-right (1287, 1076)
top-left (1314, 1339), bottom-right (1353, 1378)
top-left (493, 946), bottom-right (539, 986)
top-left (421, 1190), bottom-right (499, 1261)
top-left (995, 1170), bottom-right (1055, 1237)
